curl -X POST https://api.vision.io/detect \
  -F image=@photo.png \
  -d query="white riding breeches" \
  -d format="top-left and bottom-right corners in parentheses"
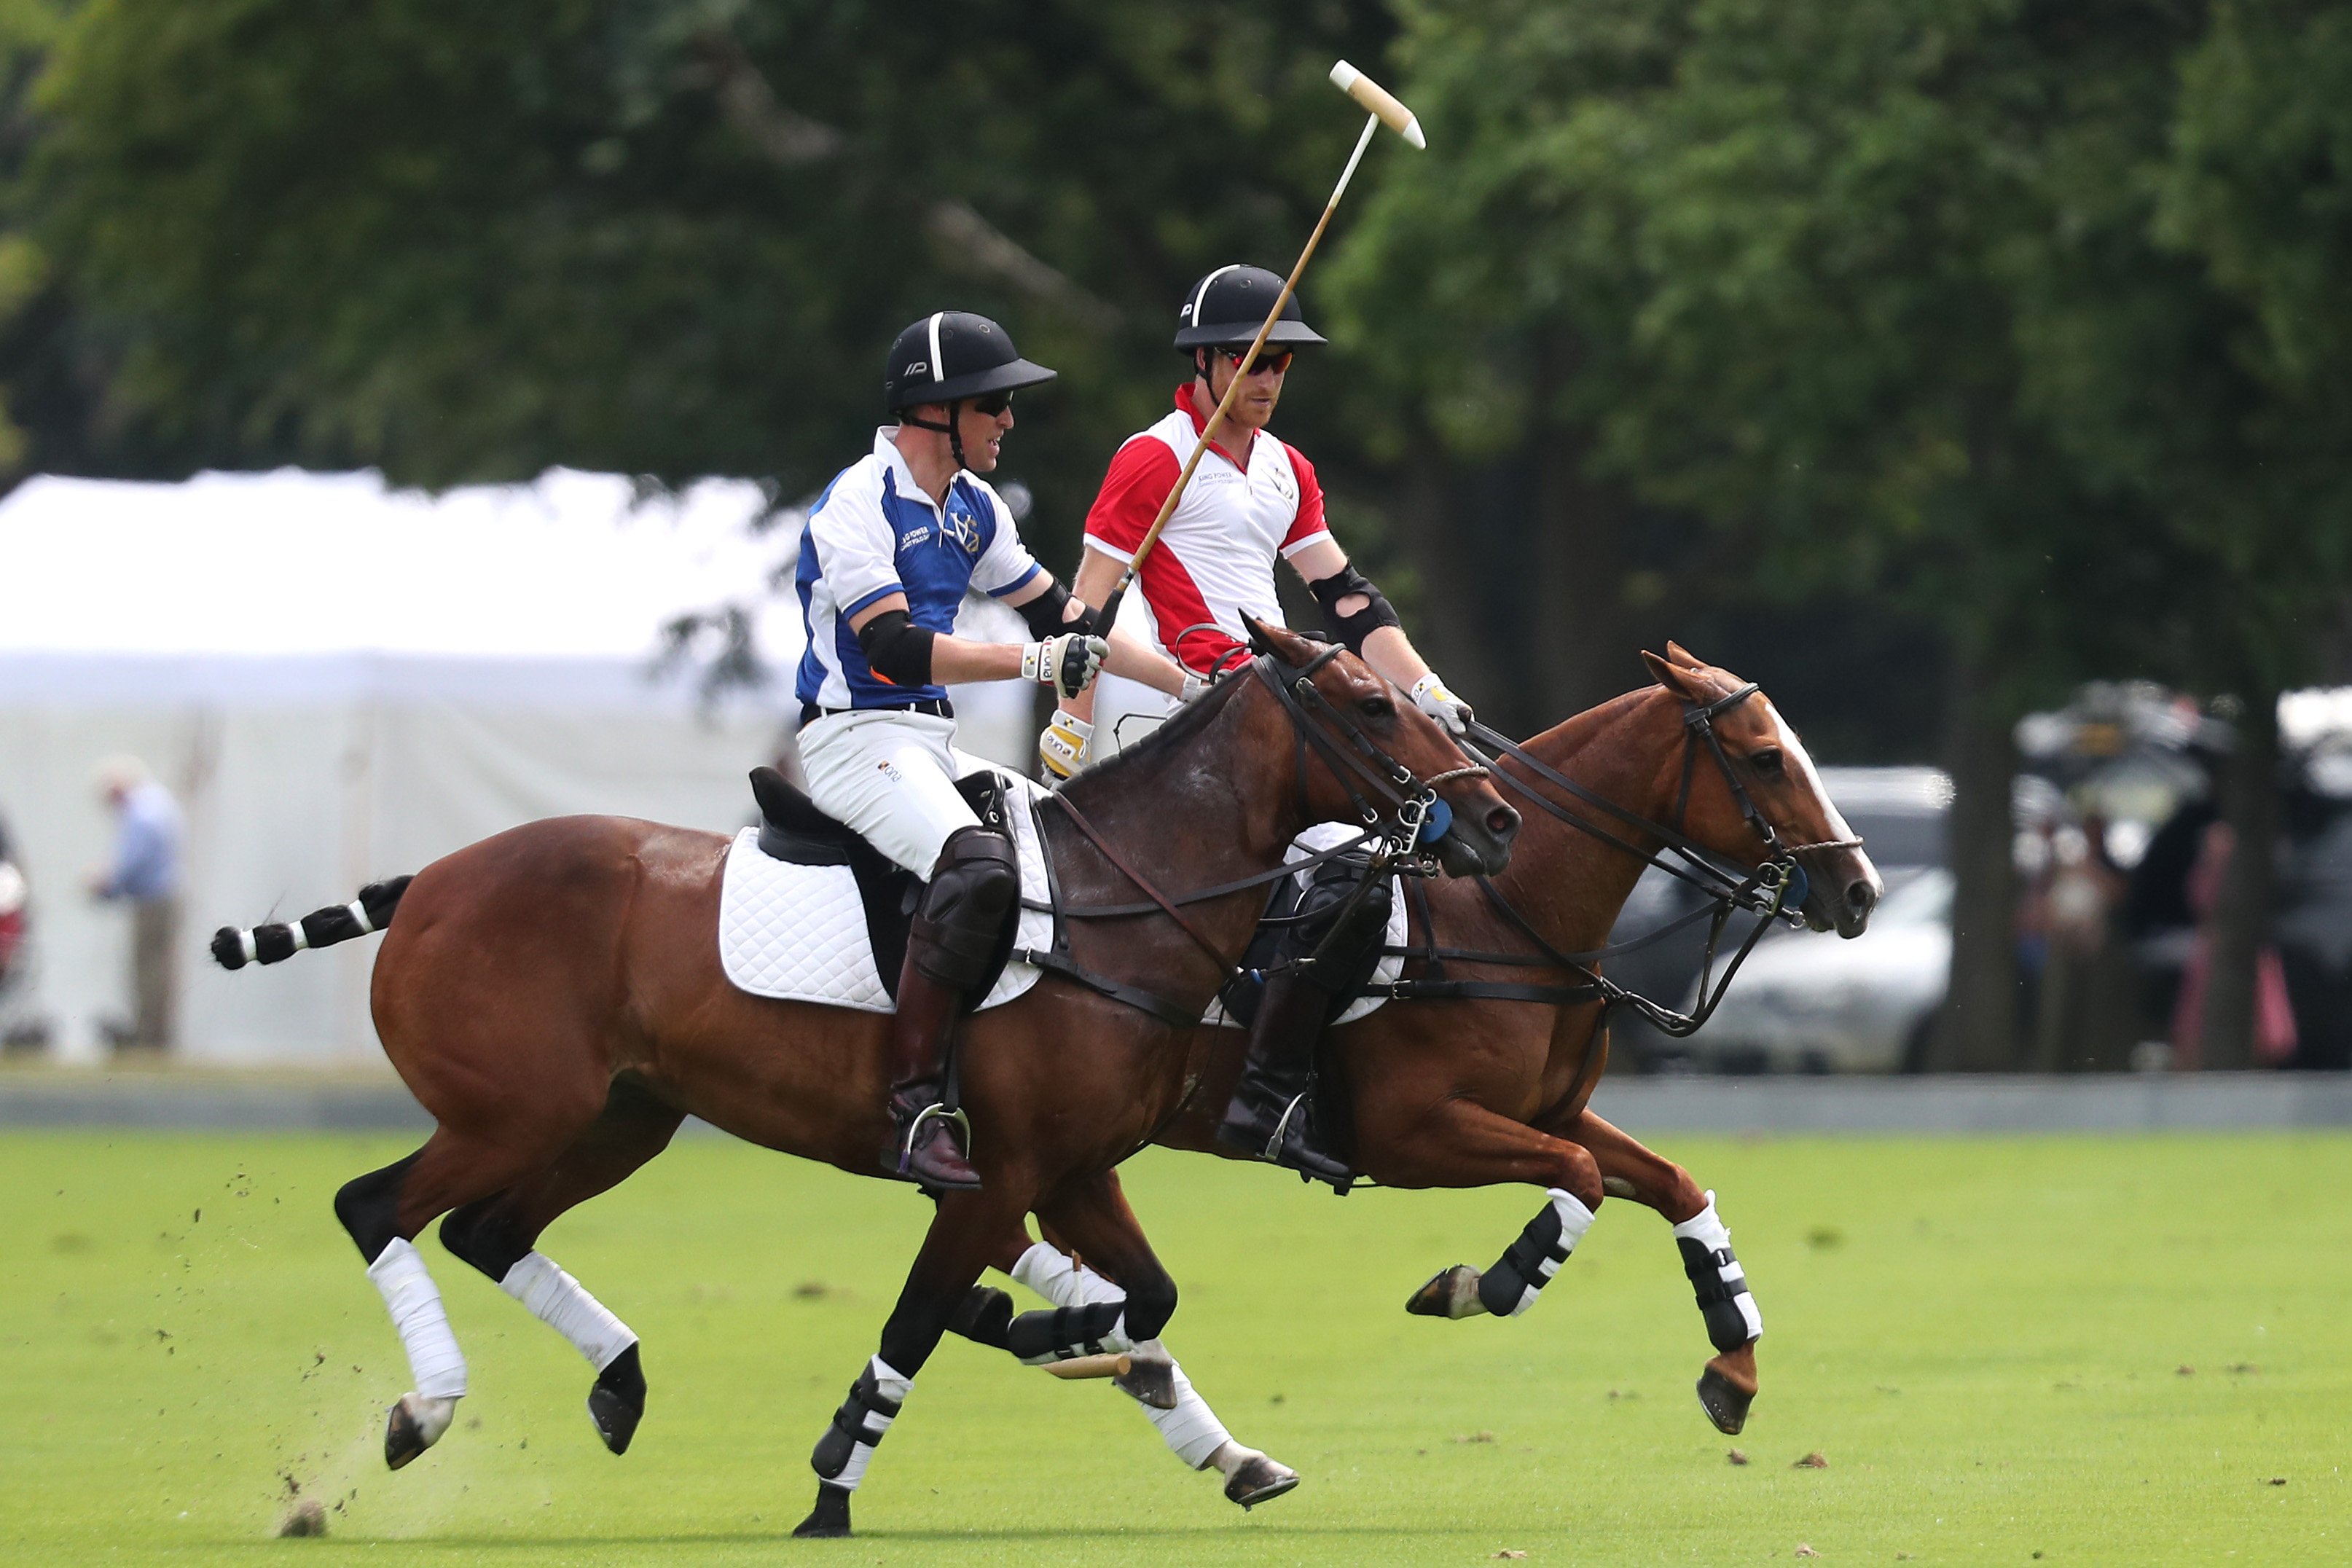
top-left (797, 708), bottom-right (980, 877)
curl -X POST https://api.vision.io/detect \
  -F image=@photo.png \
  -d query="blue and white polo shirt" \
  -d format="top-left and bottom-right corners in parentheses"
top-left (795, 428), bottom-right (1043, 709)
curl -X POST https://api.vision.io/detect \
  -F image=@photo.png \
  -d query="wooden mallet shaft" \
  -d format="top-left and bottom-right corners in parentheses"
top-left (1091, 61), bottom-right (1426, 638)
top-left (1043, 1352), bottom-right (1132, 1381)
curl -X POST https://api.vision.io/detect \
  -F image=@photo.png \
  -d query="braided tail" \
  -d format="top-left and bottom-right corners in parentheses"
top-left (211, 876), bottom-right (413, 971)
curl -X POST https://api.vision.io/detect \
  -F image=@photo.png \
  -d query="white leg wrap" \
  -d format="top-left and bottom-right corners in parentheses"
top-left (1012, 1243), bottom-right (1231, 1469)
top-left (499, 1252), bottom-right (637, 1372)
top-left (833, 1356), bottom-right (913, 1493)
top-left (1498, 1188), bottom-right (1597, 1317)
top-left (1672, 1191), bottom-right (1764, 1342)
top-left (366, 1237), bottom-right (468, 1400)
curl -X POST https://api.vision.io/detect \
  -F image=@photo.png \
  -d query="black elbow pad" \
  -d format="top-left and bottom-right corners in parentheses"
top-left (1016, 579), bottom-right (1098, 640)
top-left (857, 609), bottom-right (936, 687)
top-left (1306, 565), bottom-right (1400, 654)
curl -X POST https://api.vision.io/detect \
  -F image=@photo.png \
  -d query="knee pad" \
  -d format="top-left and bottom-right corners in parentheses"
top-left (911, 827), bottom-right (1017, 990)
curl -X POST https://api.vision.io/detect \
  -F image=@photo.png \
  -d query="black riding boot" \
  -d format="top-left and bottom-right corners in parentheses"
top-left (881, 826), bottom-right (1018, 1191)
top-left (1214, 964), bottom-right (1355, 1185)
top-left (1215, 862), bottom-right (1392, 1186)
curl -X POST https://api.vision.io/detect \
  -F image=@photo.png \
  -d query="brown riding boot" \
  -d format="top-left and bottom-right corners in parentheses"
top-left (877, 826), bottom-right (1019, 1191)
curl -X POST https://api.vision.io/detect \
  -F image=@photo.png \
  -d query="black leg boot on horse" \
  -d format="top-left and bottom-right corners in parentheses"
top-left (1215, 859), bottom-right (1392, 1186)
top-left (882, 825), bottom-right (1019, 1191)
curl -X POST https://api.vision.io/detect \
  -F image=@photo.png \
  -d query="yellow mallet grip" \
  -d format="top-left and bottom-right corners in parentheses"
top-left (1330, 60), bottom-right (1426, 149)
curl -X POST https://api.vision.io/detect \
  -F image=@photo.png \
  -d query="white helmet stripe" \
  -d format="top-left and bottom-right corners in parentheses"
top-left (928, 312), bottom-right (946, 383)
top-left (1185, 264), bottom-right (1244, 326)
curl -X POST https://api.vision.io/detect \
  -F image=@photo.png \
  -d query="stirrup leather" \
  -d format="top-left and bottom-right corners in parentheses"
top-left (896, 1100), bottom-right (973, 1174)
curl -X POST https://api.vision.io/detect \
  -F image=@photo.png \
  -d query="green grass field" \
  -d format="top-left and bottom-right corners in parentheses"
top-left (2, 1129), bottom-right (2345, 1566)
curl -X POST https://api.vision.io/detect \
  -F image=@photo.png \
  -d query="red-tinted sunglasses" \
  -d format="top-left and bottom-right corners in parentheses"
top-left (1218, 345), bottom-right (1294, 375)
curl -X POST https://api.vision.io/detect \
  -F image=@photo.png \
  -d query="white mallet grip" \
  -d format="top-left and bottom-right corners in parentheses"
top-left (1330, 60), bottom-right (1426, 149)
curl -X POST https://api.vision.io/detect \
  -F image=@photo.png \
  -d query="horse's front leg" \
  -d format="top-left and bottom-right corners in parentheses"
top-left (1372, 1096), bottom-right (1607, 1320)
top-left (791, 1185), bottom-right (1034, 1540)
top-left (976, 1193), bottom-right (1298, 1509)
top-left (1558, 1108), bottom-right (1763, 1435)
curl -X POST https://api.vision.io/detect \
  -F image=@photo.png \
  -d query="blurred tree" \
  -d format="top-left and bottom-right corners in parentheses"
top-left (20, 0), bottom-right (1394, 546)
top-left (1330, 0), bottom-right (2349, 1068)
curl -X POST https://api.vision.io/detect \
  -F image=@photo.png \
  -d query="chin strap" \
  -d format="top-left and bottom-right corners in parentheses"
top-left (901, 404), bottom-right (968, 471)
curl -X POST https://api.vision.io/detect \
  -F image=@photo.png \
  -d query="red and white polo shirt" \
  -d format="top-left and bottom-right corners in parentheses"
top-left (1082, 387), bottom-right (1330, 673)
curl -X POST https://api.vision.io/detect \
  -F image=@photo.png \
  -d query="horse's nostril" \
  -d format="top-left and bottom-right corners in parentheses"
top-left (1486, 805), bottom-right (1520, 841)
top-left (1845, 879), bottom-right (1876, 912)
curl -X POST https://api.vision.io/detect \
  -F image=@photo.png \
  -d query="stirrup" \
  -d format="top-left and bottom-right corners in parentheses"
top-left (896, 1100), bottom-right (973, 1175)
top-left (1260, 1091), bottom-right (1309, 1164)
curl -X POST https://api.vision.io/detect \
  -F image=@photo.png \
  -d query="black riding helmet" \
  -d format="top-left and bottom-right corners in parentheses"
top-left (885, 310), bottom-right (1057, 470)
top-left (1174, 264), bottom-right (1328, 353)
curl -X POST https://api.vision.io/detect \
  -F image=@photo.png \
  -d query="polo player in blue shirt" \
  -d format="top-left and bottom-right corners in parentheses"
top-left (796, 311), bottom-right (1191, 1190)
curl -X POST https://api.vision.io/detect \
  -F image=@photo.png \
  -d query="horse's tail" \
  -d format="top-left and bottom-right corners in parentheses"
top-left (211, 876), bottom-right (414, 971)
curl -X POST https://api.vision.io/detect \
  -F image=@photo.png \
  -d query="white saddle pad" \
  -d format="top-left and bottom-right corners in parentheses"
top-left (718, 764), bottom-right (1054, 1014)
top-left (1200, 822), bottom-right (1407, 1030)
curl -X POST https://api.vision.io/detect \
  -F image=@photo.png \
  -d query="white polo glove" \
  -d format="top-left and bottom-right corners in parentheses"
top-left (1038, 710), bottom-right (1092, 787)
top-left (1409, 671), bottom-right (1474, 734)
top-left (1178, 671), bottom-right (1212, 703)
top-left (1024, 633), bottom-right (1110, 699)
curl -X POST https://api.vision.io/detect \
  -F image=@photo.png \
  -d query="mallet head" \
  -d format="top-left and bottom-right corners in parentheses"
top-left (1330, 60), bottom-right (1426, 149)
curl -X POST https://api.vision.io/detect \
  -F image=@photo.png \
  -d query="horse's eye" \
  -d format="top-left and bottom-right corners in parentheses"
top-left (1359, 694), bottom-right (1395, 720)
top-left (1751, 748), bottom-right (1784, 775)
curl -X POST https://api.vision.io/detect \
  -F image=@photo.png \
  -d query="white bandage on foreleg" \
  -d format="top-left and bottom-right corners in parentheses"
top-left (1671, 1191), bottom-right (1763, 1344)
top-left (499, 1252), bottom-right (638, 1371)
top-left (830, 1355), bottom-right (913, 1492)
top-left (366, 1237), bottom-right (468, 1400)
top-left (1012, 1243), bottom-right (1230, 1467)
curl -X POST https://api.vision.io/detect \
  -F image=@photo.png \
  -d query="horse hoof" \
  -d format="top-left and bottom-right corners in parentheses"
top-left (1696, 1368), bottom-right (1754, 1435)
top-left (1115, 1349), bottom-right (1179, 1411)
top-left (1406, 1265), bottom-right (1484, 1319)
top-left (791, 1482), bottom-right (853, 1538)
top-left (1226, 1454), bottom-right (1300, 1510)
top-left (383, 1393), bottom-right (455, 1470)
top-left (587, 1344), bottom-right (645, 1455)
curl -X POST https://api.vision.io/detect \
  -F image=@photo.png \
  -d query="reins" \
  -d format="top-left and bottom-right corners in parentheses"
top-left (1364, 685), bottom-right (1862, 1038)
top-left (1011, 645), bottom-right (1483, 1025)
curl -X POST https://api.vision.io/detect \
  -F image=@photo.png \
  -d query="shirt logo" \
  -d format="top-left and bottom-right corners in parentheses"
top-left (941, 506), bottom-right (982, 556)
top-left (900, 526), bottom-right (930, 549)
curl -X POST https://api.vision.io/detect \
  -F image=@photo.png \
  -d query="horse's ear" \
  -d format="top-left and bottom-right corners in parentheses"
top-left (1664, 640), bottom-right (1706, 670)
top-left (1642, 648), bottom-right (1701, 699)
top-left (1245, 615), bottom-right (1301, 660)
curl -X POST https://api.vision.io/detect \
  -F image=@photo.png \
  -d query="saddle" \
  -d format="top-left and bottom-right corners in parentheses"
top-left (746, 766), bottom-right (1018, 1004)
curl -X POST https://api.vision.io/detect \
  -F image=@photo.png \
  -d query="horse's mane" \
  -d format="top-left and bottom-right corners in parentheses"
top-left (1059, 662), bottom-right (1255, 804)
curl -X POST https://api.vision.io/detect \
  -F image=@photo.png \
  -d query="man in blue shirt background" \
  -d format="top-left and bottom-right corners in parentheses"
top-left (87, 755), bottom-right (184, 1053)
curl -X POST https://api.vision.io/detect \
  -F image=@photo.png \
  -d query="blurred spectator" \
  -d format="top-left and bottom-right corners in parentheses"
top-left (2171, 821), bottom-right (2297, 1069)
top-left (2031, 815), bottom-right (2133, 1070)
top-left (0, 807), bottom-right (25, 982)
top-left (84, 756), bottom-right (184, 1054)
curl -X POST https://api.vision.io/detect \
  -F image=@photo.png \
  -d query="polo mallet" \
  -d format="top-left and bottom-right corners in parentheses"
top-left (1091, 61), bottom-right (1425, 637)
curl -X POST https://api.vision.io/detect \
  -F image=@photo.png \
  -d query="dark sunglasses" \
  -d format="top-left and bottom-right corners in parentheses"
top-left (968, 390), bottom-right (1015, 417)
top-left (1218, 345), bottom-right (1294, 375)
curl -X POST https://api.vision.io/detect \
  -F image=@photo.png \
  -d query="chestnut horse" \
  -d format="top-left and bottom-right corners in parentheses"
top-left (211, 622), bottom-right (1516, 1536)
top-left (992, 644), bottom-right (1881, 1468)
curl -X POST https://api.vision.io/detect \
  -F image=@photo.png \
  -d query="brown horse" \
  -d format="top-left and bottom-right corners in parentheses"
top-left (989, 643), bottom-right (1881, 1467)
top-left (211, 621), bottom-right (1517, 1536)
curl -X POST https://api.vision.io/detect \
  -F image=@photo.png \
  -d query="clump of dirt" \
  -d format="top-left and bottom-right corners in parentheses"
top-left (1792, 1450), bottom-right (1828, 1469)
top-left (792, 1280), bottom-right (829, 1299)
top-left (1454, 1431), bottom-right (1495, 1444)
top-left (1727, 1449), bottom-right (1749, 1466)
top-left (275, 1498), bottom-right (328, 1537)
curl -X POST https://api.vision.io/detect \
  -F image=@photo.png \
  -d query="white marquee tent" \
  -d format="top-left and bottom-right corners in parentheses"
top-left (0, 468), bottom-right (1035, 1065)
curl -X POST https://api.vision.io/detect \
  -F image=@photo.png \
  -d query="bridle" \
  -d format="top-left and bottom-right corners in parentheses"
top-left (1371, 680), bottom-right (1864, 1042)
top-left (1016, 643), bottom-right (1489, 1023)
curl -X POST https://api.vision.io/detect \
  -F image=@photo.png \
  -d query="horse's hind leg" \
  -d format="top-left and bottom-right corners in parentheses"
top-left (1558, 1108), bottom-right (1763, 1435)
top-left (792, 1186), bottom-right (1036, 1540)
top-left (1380, 1097), bottom-right (1607, 1321)
top-left (335, 1123), bottom-right (584, 1469)
top-left (439, 1077), bottom-right (686, 1456)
